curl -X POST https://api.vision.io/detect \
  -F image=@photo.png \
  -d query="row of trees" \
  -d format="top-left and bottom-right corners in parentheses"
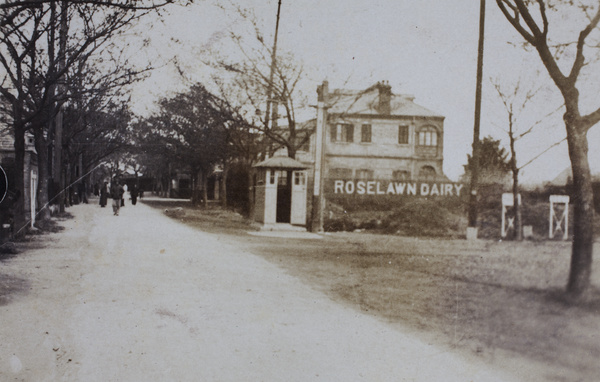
top-left (0, 0), bottom-right (193, 231)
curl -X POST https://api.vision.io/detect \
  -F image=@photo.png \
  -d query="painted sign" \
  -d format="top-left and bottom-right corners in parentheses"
top-left (331, 180), bottom-right (464, 197)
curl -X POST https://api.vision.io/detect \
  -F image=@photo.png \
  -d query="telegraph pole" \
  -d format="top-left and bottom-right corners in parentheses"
top-left (265, 0), bottom-right (282, 131)
top-left (468, 0), bottom-right (485, 238)
top-left (311, 81), bottom-right (328, 232)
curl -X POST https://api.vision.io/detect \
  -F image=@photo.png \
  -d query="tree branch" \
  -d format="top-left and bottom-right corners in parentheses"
top-left (0, 0), bottom-right (183, 11)
top-left (568, 6), bottom-right (600, 83)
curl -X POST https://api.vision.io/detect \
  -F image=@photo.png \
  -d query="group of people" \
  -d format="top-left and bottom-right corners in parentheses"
top-left (98, 178), bottom-right (142, 216)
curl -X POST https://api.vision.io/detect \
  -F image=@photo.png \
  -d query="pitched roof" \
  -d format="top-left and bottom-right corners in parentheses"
top-left (326, 86), bottom-right (443, 118)
top-left (253, 156), bottom-right (309, 169)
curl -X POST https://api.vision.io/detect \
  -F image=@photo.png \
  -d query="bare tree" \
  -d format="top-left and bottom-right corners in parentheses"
top-left (496, 0), bottom-right (600, 300)
top-left (491, 76), bottom-right (562, 240)
top-left (210, 3), bottom-right (312, 161)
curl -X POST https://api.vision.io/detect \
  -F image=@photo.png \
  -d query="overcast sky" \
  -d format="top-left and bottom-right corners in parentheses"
top-left (128, 0), bottom-right (600, 183)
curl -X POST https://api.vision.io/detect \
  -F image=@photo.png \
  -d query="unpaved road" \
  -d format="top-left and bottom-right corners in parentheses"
top-left (1, 201), bottom-right (524, 381)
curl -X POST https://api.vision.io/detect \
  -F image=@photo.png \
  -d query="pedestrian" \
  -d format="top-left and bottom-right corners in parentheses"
top-left (110, 179), bottom-right (124, 216)
top-left (99, 181), bottom-right (108, 207)
top-left (122, 183), bottom-right (128, 207)
top-left (130, 184), bottom-right (139, 206)
top-left (79, 181), bottom-right (88, 204)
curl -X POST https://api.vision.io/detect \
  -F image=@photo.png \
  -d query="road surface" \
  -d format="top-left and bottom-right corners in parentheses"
top-left (0, 200), bottom-right (524, 381)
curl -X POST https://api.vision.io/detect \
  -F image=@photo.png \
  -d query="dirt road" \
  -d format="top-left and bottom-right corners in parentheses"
top-left (1, 201), bottom-right (523, 381)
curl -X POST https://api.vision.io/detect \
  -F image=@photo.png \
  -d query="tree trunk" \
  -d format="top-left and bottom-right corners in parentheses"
top-left (221, 163), bottom-right (229, 207)
top-left (565, 121), bottom-right (595, 299)
top-left (12, 126), bottom-right (26, 237)
top-left (512, 169), bottom-right (522, 241)
top-left (287, 144), bottom-right (296, 160)
top-left (247, 165), bottom-right (256, 219)
top-left (167, 164), bottom-right (172, 198)
top-left (201, 170), bottom-right (208, 208)
top-left (190, 169), bottom-right (197, 205)
top-left (33, 126), bottom-right (51, 222)
top-left (509, 132), bottom-right (522, 240)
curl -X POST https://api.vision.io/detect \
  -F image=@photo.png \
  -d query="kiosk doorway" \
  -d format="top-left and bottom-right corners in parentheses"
top-left (276, 170), bottom-right (291, 223)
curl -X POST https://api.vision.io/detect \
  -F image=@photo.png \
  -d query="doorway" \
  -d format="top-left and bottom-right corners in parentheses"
top-left (276, 170), bottom-right (291, 223)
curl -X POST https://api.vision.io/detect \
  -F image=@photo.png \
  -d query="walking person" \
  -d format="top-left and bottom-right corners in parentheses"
top-left (110, 179), bottom-right (124, 216)
top-left (99, 181), bottom-right (108, 208)
top-left (122, 183), bottom-right (128, 207)
top-left (130, 184), bottom-right (139, 206)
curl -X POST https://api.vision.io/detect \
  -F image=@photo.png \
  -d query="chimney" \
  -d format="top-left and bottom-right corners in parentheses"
top-left (377, 80), bottom-right (392, 115)
top-left (317, 80), bottom-right (329, 103)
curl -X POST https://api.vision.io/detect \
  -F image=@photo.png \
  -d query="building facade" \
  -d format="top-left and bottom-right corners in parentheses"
top-left (296, 81), bottom-right (446, 183)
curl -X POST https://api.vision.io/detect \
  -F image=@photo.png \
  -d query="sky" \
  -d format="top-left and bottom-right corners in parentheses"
top-left (126, 0), bottom-right (600, 183)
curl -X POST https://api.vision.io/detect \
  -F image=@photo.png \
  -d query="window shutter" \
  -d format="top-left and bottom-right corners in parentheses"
top-left (361, 124), bottom-right (371, 143)
top-left (398, 125), bottom-right (409, 144)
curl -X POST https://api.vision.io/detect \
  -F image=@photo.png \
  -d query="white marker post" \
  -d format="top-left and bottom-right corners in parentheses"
top-left (501, 193), bottom-right (520, 238)
top-left (549, 195), bottom-right (569, 240)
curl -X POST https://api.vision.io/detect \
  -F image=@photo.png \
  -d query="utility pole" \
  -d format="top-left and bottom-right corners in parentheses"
top-left (311, 81), bottom-right (328, 232)
top-left (468, 0), bottom-right (485, 238)
top-left (265, 0), bottom-right (282, 131)
top-left (55, 0), bottom-right (68, 213)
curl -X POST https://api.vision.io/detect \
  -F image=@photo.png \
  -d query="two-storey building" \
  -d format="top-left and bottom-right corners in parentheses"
top-left (315, 80), bottom-right (445, 182)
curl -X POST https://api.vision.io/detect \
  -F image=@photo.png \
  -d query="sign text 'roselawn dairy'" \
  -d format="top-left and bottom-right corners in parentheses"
top-left (332, 180), bottom-right (464, 197)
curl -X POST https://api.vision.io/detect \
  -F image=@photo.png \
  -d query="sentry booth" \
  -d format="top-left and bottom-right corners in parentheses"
top-left (253, 156), bottom-right (309, 227)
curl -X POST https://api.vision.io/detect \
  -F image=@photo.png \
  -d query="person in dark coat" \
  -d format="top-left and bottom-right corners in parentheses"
top-left (79, 181), bottom-right (88, 204)
top-left (99, 181), bottom-right (108, 207)
top-left (130, 184), bottom-right (139, 206)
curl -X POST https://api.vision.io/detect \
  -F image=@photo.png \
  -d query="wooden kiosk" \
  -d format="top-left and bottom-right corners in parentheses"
top-left (253, 156), bottom-right (309, 227)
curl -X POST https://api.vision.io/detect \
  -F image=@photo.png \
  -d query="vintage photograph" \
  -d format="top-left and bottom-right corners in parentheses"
top-left (1, 1), bottom-right (599, 380)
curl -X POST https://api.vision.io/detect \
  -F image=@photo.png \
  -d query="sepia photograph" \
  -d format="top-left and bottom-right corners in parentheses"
top-left (1, 1), bottom-right (599, 380)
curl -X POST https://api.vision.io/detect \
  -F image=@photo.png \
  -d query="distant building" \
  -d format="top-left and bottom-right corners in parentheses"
top-left (295, 81), bottom-right (446, 182)
top-left (547, 167), bottom-right (600, 186)
top-left (255, 81), bottom-right (450, 228)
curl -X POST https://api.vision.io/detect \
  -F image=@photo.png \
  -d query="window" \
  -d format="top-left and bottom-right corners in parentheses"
top-left (294, 171), bottom-right (306, 186)
top-left (356, 169), bottom-right (374, 180)
top-left (277, 170), bottom-right (288, 186)
top-left (329, 168), bottom-right (353, 179)
top-left (331, 123), bottom-right (354, 143)
top-left (398, 125), bottom-right (409, 144)
top-left (419, 166), bottom-right (436, 181)
top-left (361, 124), bottom-right (372, 143)
top-left (392, 170), bottom-right (411, 181)
top-left (417, 127), bottom-right (438, 146)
